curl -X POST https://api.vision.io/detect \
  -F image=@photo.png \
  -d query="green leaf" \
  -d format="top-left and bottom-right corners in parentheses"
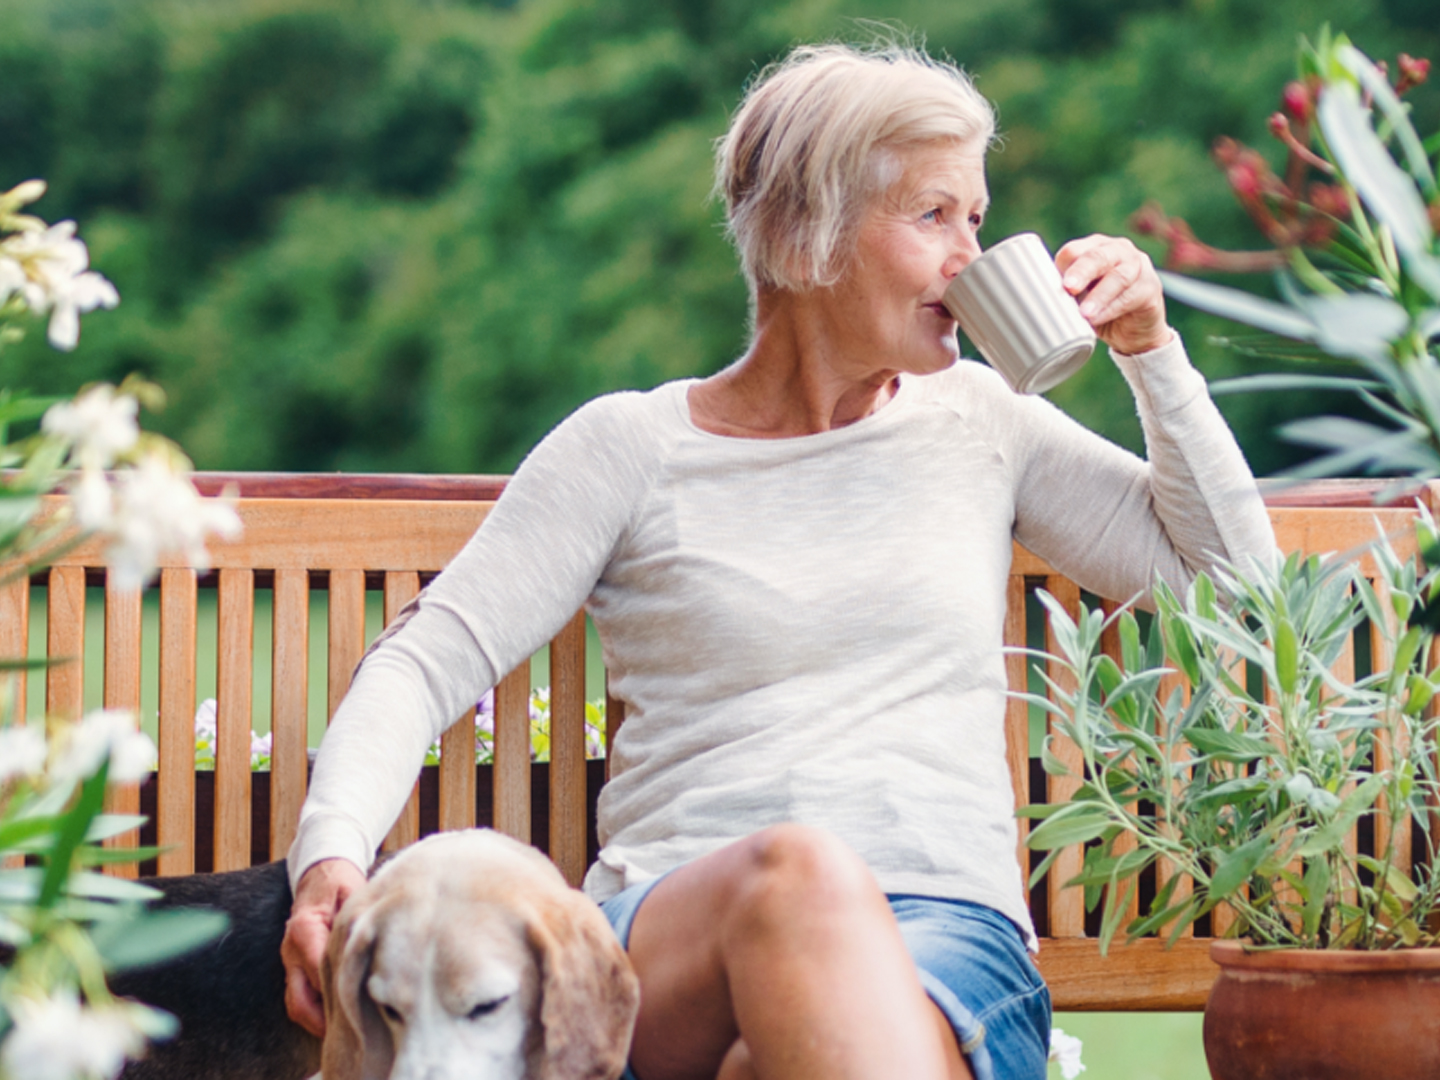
top-left (1297, 774), bottom-right (1386, 858)
top-left (1184, 728), bottom-right (1272, 763)
top-left (1209, 374), bottom-right (1384, 396)
top-left (75, 845), bottom-right (166, 866)
top-left (38, 765), bottom-right (109, 910)
top-left (65, 871), bottom-right (163, 903)
top-left (1318, 80), bottom-right (1434, 264)
top-left (1119, 611), bottom-right (1143, 673)
top-left (1301, 857), bottom-right (1331, 940)
top-left (1273, 617), bottom-right (1298, 695)
top-left (1099, 878), bottom-right (1138, 958)
top-left (91, 908), bottom-right (230, 973)
top-left (1159, 271), bottom-right (1316, 340)
top-left (1337, 43), bottom-right (1436, 195)
top-left (1210, 834), bottom-right (1273, 898)
top-left (1026, 808), bottom-right (1113, 851)
top-left (84, 815), bottom-right (148, 843)
top-left (1026, 845), bottom-right (1065, 890)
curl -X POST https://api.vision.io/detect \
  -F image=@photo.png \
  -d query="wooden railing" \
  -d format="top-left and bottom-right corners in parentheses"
top-left (3, 474), bottom-right (1433, 1011)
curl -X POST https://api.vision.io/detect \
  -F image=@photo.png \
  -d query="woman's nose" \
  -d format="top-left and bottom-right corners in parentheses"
top-left (941, 231), bottom-right (982, 280)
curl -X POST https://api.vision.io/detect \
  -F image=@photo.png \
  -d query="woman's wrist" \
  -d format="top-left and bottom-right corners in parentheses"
top-left (1110, 326), bottom-right (1178, 358)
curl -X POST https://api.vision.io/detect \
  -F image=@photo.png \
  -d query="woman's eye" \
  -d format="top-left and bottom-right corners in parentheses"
top-left (969, 213), bottom-right (984, 230)
top-left (921, 208), bottom-right (941, 224)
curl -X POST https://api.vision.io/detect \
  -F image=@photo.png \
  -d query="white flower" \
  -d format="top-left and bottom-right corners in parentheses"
top-left (1, 221), bottom-right (119, 350)
top-left (0, 991), bottom-right (147, 1080)
top-left (250, 730), bottom-right (272, 767)
top-left (42, 386), bottom-right (139, 471)
top-left (68, 468), bottom-right (116, 532)
top-left (193, 699), bottom-right (217, 741)
top-left (105, 454), bottom-right (242, 590)
top-left (1049, 1027), bottom-right (1085, 1079)
top-left (52, 709), bottom-right (156, 786)
top-left (0, 723), bottom-right (47, 784)
top-left (0, 255), bottom-right (26, 305)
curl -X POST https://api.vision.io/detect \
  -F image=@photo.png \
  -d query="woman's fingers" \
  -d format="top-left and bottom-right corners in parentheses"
top-left (1055, 235), bottom-right (1171, 355)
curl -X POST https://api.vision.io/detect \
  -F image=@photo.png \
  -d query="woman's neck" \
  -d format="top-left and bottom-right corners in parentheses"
top-left (687, 291), bottom-right (899, 439)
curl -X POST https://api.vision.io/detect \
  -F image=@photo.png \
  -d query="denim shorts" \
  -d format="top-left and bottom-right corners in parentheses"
top-left (600, 877), bottom-right (1052, 1080)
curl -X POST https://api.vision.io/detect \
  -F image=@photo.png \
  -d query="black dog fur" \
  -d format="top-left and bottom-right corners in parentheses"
top-left (111, 860), bottom-right (320, 1080)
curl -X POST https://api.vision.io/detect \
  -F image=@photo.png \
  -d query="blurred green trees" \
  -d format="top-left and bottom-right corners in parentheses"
top-left (0, 0), bottom-right (1434, 474)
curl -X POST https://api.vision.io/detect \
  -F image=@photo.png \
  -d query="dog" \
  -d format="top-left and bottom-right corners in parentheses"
top-left (103, 830), bottom-right (637, 1080)
top-left (321, 829), bottom-right (639, 1080)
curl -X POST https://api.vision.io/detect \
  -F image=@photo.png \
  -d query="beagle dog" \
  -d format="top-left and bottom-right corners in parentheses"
top-left (321, 829), bottom-right (640, 1080)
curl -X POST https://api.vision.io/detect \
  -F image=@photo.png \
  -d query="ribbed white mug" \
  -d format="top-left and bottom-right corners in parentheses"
top-left (942, 233), bottom-right (1096, 395)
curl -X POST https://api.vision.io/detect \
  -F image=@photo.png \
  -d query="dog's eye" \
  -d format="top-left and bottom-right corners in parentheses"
top-left (466, 996), bottom-right (509, 1020)
top-left (380, 1003), bottom-right (403, 1025)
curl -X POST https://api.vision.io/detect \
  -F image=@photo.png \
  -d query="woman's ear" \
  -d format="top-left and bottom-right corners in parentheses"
top-left (321, 894), bottom-right (395, 1080)
top-left (530, 891), bottom-right (640, 1080)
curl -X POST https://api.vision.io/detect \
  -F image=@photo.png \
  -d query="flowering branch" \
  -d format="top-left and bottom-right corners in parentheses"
top-left (1130, 53), bottom-right (1431, 276)
top-left (0, 182), bottom-right (118, 352)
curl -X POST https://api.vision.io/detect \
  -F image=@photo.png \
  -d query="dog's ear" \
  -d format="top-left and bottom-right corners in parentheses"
top-left (321, 895), bottom-right (395, 1080)
top-left (529, 891), bottom-right (640, 1080)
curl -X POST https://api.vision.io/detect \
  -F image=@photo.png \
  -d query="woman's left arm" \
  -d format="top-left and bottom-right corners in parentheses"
top-left (1002, 235), bottom-right (1278, 603)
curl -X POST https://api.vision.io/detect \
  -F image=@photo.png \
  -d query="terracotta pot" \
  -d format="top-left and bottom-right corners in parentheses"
top-left (1204, 939), bottom-right (1440, 1080)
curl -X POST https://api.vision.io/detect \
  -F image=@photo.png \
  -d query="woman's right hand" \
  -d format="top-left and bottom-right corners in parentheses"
top-left (282, 857), bottom-right (368, 1037)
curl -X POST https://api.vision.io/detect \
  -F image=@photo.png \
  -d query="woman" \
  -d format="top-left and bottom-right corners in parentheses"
top-left (281, 42), bottom-right (1275, 1080)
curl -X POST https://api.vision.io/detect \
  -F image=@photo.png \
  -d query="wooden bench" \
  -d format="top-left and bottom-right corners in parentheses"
top-left (3, 473), bottom-right (1430, 1012)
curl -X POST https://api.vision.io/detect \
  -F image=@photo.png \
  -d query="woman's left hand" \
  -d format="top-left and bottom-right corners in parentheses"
top-left (1055, 235), bottom-right (1172, 355)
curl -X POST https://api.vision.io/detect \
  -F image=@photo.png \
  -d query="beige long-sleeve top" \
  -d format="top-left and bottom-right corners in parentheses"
top-left (288, 336), bottom-right (1276, 947)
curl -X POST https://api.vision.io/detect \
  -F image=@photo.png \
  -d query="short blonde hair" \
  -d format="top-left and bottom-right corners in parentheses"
top-left (716, 42), bottom-right (996, 294)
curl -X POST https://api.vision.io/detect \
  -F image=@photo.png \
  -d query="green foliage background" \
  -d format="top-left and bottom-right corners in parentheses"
top-left (1, 0), bottom-right (1436, 478)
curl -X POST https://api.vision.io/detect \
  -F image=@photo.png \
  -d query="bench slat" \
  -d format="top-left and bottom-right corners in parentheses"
top-left (0, 577), bottom-right (27, 870)
top-left (45, 566), bottom-right (84, 721)
top-left (38, 497), bottom-right (493, 573)
top-left (1039, 939), bottom-right (1216, 1011)
top-left (1003, 575), bottom-right (1030, 878)
top-left (327, 569), bottom-right (366, 724)
top-left (382, 572), bottom-right (422, 854)
top-left (157, 569), bottom-right (197, 875)
top-left (494, 662), bottom-right (532, 842)
top-left (215, 569), bottom-right (254, 872)
top-left (270, 567), bottom-right (309, 862)
top-left (1043, 575), bottom-right (1085, 938)
top-left (102, 580), bottom-right (143, 878)
top-left (440, 707), bottom-right (478, 833)
top-left (550, 612), bottom-right (589, 887)
top-left (1370, 575), bottom-right (1413, 877)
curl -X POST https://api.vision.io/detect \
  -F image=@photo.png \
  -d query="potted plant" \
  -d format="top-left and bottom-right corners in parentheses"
top-left (1021, 516), bottom-right (1440, 1079)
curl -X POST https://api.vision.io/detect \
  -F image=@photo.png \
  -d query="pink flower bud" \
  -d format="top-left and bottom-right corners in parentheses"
top-left (1212, 136), bottom-right (1241, 167)
top-left (1282, 81), bottom-right (1312, 123)
top-left (1308, 183), bottom-right (1350, 219)
top-left (1268, 112), bottom-right (1291, 140)
top-left (1130, 202), bottom-right (1166, 236)
top-left (1398, 54), bottom-right (1430, 93)
top-left (1227, 161), bottom-right (1262, 200)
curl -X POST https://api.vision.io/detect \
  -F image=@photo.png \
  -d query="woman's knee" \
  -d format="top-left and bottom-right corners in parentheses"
top-left (725, 824), bottom-right (881, 937)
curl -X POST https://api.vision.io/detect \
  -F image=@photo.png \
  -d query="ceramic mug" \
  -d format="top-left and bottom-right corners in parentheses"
top-left (941, 232), bottom-right (1096, 395)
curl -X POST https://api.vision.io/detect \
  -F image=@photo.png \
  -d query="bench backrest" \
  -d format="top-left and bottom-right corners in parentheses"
top-left (4, 474), bottom-right (1431, 1010)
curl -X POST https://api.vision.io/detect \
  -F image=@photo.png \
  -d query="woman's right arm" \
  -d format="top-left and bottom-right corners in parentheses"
top-left (281, 391), bottom-right (662, 1034)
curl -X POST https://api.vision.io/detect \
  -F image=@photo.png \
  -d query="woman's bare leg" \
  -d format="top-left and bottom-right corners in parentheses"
top-left (624, 824), bottom-right (974, 1080)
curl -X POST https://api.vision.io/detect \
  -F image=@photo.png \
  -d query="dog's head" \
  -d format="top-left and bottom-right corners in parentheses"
top-left (320, 831), bottom-right (639, 1080)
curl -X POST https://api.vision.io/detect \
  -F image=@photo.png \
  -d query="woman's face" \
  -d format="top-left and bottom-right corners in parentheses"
top-left (823, 140), bottom-right (988, 378)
